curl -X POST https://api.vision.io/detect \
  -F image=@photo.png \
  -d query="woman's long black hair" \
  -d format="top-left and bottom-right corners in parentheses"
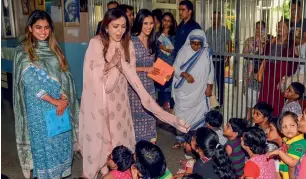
top-left (131, 9), bottom-right (156, 54)
top-left (159, 12), bottom-right (177, 36)
top-left (195, 127), bottom-right (236, 179)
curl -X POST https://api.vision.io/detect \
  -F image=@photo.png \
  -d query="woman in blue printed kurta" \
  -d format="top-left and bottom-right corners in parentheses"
top-left (128, 9), bottom-right (158, 142)
top-left (13, 10), bottom-right (79, 179)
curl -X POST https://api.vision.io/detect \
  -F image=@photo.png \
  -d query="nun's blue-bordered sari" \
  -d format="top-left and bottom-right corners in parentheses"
top-left (13, 41), bottom-right (79, 179)
top-left (173, 29), bottom-right (214, 129)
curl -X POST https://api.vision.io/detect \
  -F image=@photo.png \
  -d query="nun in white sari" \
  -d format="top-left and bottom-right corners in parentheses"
top-left (173, 29), bottom-right (214, 132)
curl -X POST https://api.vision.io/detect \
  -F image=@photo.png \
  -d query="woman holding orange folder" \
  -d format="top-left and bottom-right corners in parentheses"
top-left (128, 9), bottom-right (160, 143)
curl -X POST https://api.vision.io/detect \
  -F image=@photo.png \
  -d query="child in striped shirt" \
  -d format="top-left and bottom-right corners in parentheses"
top-left (223, 118), bottom-right (248, 178)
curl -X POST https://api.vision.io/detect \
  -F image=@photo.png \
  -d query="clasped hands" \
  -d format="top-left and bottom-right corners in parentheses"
top-left (180, 72), bottom-right (212, 97)
top-left (54, 95), bottom-right (68, 116)
top-left (104, 48), bottom-right (123, 73)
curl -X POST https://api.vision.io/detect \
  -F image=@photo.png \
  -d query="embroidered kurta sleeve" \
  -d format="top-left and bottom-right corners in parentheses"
top-left (129, 41), bottom-right (136, 70)
top-left (79, 37), bottom-right (113, 177)
top-left (85, 37), bottom-right (120, 94)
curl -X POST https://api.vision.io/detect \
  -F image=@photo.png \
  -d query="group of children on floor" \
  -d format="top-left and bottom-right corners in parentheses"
top-left (101, 81), bottom-right (305, 179)
top-left (171, 81), bottom-right (306, 179)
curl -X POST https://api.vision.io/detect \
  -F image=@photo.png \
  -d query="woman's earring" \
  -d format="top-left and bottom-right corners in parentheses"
top-left (106, 29), bottom-right (108, 33)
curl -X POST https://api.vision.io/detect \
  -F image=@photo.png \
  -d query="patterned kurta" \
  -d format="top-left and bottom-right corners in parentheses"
top-left (13, 41), bottom-right (80, 179)
top-left (78, 36), bottom-right (190, 178)
top-left (128, 36), bottom-right (157, 142)
top-left (23, 66), bottom-right (72, 178)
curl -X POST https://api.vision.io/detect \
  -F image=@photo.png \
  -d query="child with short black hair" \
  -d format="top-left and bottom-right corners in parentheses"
top-left (131, 140), bottom-right (172, 179)
top-left (282, 82), bottom-right (305, 116)
top-left (253, 102), bottom-right (278, 151)
top-left (267, 117), bottom-right (284, 147)
top-left (223, 118), bottom-right (247, 178)
top-left (103, 145), bottom-right (133, 179)
top-left (269, 111), bottom-right (306, 179)
top-left (242, 127), bottom-right (276, 179)
top-left (253, 102), bottom-right (273, 130)
top-left (205, 110), bottom-right (227, 145)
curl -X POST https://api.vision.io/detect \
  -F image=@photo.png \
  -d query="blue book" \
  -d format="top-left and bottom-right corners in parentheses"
top-left (44, 108), bottom-right (71, 137)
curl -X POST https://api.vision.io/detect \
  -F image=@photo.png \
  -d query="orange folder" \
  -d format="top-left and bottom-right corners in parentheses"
top-left (148, 58), bottom-right (174, 86)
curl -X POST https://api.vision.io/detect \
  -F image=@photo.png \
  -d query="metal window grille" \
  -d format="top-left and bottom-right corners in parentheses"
top-left (202, 0), bottom-right (305, 122)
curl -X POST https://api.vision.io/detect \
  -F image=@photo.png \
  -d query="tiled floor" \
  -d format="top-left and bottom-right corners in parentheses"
top-left (1, 97), bottom-right (184, 179)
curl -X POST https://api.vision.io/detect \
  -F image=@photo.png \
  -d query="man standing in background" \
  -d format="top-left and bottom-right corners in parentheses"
top-left (174, 0), bottom-right (201, 59)
top-left (95, 1), bottom-right (119, 35)
top-left (205, 11), bottom-right (232, 107)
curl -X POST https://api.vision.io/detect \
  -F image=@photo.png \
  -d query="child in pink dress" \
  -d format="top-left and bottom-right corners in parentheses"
top-left (242, 127), bottom-right (276, 179)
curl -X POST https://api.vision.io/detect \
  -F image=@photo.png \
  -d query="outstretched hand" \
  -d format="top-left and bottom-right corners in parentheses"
top-left (175, 117), bottom-right (191, 133)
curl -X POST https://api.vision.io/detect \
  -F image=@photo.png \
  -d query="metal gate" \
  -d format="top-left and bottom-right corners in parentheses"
top-left (88, 0), bottom-right (306, 121)
top-left (201, 0), bottom-right (306, 121)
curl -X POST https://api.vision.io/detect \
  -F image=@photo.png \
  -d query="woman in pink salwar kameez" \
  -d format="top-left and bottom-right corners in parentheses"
top-left (78, 9), bottom-right (190, 179)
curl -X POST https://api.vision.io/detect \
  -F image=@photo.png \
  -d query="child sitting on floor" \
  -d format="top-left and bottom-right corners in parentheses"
top-left (191, 127), bottom-right (236, 179)
top-left (268, 111), bottom-right (306, 179)
top-left (205, 110), bottom-right (227, 145)
top-left (282, 82), bottom-right (305, 116)
top-left (103, 145), bottom-right (133, 179)
top-left (223, 118), bottom-right (247, 178)
top-left (253, 102), bottom-right (273, 131)
top-left (174, 130), bottom-right (198, 179)
top-left (266, 117), bottom-right (284, 178)
top-left (131, 140), bottom-right (173, 179)
top-left (242, 127), bottom-right (276, 179)
top-left (253, 102), bottom-right (278, 151)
